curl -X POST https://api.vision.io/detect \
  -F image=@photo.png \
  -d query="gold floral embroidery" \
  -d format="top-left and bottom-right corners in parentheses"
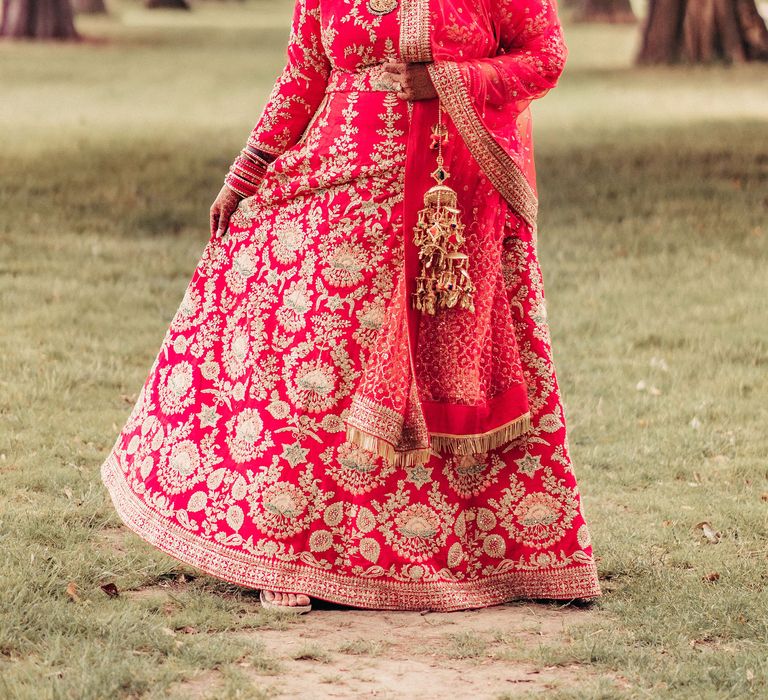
top-left (490, 467), bottom-right (580, 550)
top-left (399, 0), bottom-right (432, 62)
top-left (100, 0), bottom-right (601, 611)
top-left (321, 441), bottom-right (397, 495)
top-left (443, 452), bottom-right (505, 499)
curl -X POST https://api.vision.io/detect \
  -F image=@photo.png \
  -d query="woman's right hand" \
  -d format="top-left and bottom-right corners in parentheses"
top-left (210, 184), bottom-right (244, 239)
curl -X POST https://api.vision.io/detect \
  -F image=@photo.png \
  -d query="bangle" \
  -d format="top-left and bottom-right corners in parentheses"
top-left (243, 144), bottom-right (276, 165)
top-left (230, 157), bottom-right (267, 182)
top-left (224, 172), bottom-right (259, 198)
top-left (241, 146), bottom-right (272, 167)
top-left (224, 147), bottom-right (272, 199)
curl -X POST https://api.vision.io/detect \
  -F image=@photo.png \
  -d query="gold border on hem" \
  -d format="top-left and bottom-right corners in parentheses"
top-left (100, 451), bottom-right (603, 611)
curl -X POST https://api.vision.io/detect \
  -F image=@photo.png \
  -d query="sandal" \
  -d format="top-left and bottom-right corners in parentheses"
top-left (259, 589), bottom-right (312, 614)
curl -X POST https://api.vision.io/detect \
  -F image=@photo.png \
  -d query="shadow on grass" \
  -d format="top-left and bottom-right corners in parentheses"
top-left (2, 121), bottom-right (765, 246)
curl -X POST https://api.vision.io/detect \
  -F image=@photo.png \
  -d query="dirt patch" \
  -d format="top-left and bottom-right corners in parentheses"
top-left (170, 669), bottom-right (225, 699)
top-left (229, 602), bottom-right (610, 698)
top-left (95, 527), bottom-right (133, 554)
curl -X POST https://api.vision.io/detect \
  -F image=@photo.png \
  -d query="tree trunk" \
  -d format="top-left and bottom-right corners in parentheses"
top-left (73, 0), bottom-right (106, 13)
top-left (144, 0), bottom-right (190, 9)
top-left (638, 0), bottom-right (768, 63)
top-left (576, 0), bottom-right (636, 23)
top-left (1, 0), bottom-right (79, 39)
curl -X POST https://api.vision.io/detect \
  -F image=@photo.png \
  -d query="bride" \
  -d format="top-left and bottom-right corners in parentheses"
top-left (101, 0), bottom-right (602, 613)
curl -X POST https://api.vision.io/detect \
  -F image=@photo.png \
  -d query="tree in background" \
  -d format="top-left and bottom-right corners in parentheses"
top-left (73, 0), bottom-right (106, 13)
top-left (576, 0), bottom-right (636, 23)
top-left (1, 0), bottom-right (79, 38)
top-left (145, 0), bottom-right (190, 9)
top-left (639, 0), bottom-right (768, 63)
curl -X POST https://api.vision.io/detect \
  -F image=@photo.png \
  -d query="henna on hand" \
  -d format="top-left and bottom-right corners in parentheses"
top-left (210, 184), bottom-right (243, 239)
top-left (381, 62), bottom-right (438, 101)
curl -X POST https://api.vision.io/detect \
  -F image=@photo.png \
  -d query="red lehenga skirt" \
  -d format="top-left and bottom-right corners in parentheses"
top-left (101, 67), bottom-right (602, 611)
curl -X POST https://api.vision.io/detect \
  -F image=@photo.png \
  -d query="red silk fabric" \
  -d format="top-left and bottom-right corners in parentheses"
top-left (101, 0), bottom-right (602, 610)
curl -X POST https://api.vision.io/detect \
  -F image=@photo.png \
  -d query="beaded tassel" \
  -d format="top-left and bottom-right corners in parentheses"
top-left (411, 104), bottom-right (475, 316)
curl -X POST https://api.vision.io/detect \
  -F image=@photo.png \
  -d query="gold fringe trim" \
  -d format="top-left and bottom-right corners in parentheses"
top-left (429, 412), bottom-right (532, 455)
top-left (345, 412), bottom-right (532, 466)
top-left (345, 425), bottom-right (434, 467)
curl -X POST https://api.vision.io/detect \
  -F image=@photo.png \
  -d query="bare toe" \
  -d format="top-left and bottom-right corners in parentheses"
top-left (263, 590), bottom-right (310, 608)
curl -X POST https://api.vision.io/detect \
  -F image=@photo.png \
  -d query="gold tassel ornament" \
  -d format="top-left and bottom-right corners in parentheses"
top-left (411, 105), bottom-right (475, 316)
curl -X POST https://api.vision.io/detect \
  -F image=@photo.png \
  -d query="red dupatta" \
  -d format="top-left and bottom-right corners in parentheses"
top-left (345, 0), bottom-right (567, 466)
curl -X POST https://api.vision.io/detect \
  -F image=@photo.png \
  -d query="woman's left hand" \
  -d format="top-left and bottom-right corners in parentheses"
top-left (381, 62), bottom-right (437, 101)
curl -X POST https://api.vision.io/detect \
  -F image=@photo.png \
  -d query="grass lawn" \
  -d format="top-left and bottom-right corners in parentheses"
top-left (1, 2), bottom-right (767, 698)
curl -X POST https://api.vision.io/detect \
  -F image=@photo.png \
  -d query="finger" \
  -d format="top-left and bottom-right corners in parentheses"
top-left (382, 61), bottom-right (406, 74)
top-left (218, 206), bottom-right (235, 238)
top-left (210, 209), bottom-right (219, 237)
top-left (382, 71), bottom-right (404, 91)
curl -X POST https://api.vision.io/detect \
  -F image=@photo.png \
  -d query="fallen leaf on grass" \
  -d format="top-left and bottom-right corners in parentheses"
top-left (761, 493), bottom-right (768, 502)
top-left (66, 582), bottom-right (80, 603)
top-left (100, 583), bottom-right (119, 598)
top-left (694, 521), bottom-right (721, 544)
top-left (703, 572), bottom-right (720, 582)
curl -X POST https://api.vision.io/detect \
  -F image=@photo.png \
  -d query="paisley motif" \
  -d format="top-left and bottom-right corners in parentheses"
top-left (100, 0), bottom-right (602, 611)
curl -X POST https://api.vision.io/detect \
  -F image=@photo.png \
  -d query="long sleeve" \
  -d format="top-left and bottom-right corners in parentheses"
top-left (245, 0), bottom-right (331, 157)
top-left (426, 0), bottom-right (567, 228)
top-left (480, 0), bottom-right (567, 112)
top-left (429, 0), bottom-right (567, 117)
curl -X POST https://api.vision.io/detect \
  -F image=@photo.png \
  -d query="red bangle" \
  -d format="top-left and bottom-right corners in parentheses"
top-left (224, 147), bottom-right (272, 198)
top-left (224, 172), bottom-right (259, 198)
top-left (230, 157), bottom-right (266, 182)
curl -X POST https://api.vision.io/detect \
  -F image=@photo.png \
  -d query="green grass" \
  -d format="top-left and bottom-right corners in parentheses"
top-left (447, 631), bottom-right (488, 659)
top-left (1, 2), bottom-right (767, 698)
top-left (336, 637), bottom-right (389, 656)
